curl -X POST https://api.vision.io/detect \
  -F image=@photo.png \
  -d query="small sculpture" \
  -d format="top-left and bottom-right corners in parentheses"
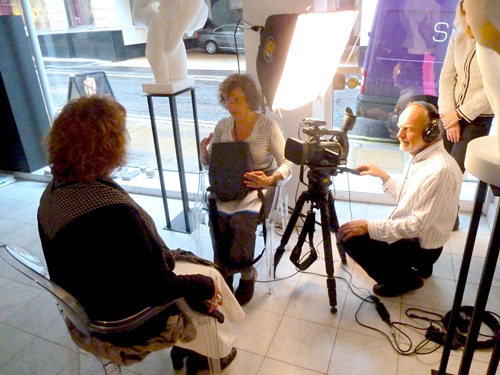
top-left (133, 0), bottom-right (208, 93)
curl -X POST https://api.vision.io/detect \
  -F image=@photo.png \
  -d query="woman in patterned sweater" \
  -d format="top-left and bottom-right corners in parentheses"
top-left (38, 95), bottom-right (244, 374)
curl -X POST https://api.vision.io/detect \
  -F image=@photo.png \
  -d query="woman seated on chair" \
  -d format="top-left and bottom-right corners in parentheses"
top-left (200, 74), bottom-right (293, 305)
top-left (37, 95), bottom-right (245, 374)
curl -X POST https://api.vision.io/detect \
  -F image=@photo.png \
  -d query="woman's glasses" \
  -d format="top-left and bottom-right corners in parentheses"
top-left (224, 96), bottom-right (244, 105)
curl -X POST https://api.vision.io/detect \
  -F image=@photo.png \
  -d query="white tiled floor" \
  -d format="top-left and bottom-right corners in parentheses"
top-left (0, 178), bottom-right (498, 375)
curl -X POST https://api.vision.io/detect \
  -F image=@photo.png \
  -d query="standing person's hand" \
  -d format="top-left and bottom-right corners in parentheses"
top-left (440, 111), bottom-right (461, 143)
top-left (200, 133), bottom-right (213, 164)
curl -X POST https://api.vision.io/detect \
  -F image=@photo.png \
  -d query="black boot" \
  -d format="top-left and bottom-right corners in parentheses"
top-left (235, 268), bottom-right (257, 306)
top-left (170, 346), bottom-right (191, 370)
top-left (186, 347), bottom-right (237, 375)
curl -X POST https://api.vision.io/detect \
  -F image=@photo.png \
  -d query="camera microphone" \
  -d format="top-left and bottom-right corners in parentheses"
top-left (341, 107), bottom-right (357, 133)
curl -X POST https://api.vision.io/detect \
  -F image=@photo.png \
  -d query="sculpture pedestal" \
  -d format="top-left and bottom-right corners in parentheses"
top-left (142, 78), bottom-right (194, 95)
top-left (145, 87), bottom-right (202, 233)
top-left (465, 136), bottom-right (500, 188)
top-left (436, 136), bottom-right (500, 375)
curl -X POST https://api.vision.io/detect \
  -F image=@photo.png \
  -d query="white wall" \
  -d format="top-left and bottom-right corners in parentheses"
top-left (91, 0), bottom-right (118, 28)
top-left (44, 0), bottom-right (68, 31)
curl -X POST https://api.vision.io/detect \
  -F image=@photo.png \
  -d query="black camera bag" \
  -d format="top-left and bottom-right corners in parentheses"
top-left (209, 142), bottom-right (252, 202)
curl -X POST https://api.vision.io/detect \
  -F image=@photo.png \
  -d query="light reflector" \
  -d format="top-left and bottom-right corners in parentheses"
top-left (257, 11), bottom-right (358, 111)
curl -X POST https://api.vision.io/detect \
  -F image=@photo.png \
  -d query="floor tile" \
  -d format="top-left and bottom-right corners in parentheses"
top-left (0, 179), bottom-right (497, 375)
top-left (258, 357), bottom-right (324, 375)
top-left (231, 306), bottom-right (282, 356)
top-left (328, 329), bottom-right (398, 375)
top-left (267, 315), bottom-right (337, 373)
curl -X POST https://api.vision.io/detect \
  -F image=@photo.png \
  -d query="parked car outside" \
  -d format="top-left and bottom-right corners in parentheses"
top-left (195, 24), bottom-right (245, 54)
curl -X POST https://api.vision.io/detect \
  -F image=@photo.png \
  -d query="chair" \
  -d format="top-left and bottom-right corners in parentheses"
top-left (191, 169), bottom-right (210, 259)
top-left (192, 170), bottom-right (290, 293)
top-left (264, 175), bottom-right (291, 293)
top-left (0, 244), bottom-right (222, 375)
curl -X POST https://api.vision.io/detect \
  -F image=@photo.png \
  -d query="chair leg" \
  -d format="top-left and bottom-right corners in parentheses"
top-left (265, 217), bottom-right (275, 295)
top-left (67, 333), bottom-right (80, 375)
top-left (192, 169), bottom-right (209, 258)
top-left (103, 362), bottom-right (121, 375)
top-left (197, 316), bottom-right (221, 375)
top-left (176, 299), bottom-right (222, 375)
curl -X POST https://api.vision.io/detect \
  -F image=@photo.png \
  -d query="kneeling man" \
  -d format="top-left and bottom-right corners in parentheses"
top-left (339, 102), bottom-right (463, 297)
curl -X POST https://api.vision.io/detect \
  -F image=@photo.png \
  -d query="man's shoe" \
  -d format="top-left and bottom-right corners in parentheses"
top-left (417, 265), bottom-right (433, 279)
top-left (373, 276), bottom-right (424, 297)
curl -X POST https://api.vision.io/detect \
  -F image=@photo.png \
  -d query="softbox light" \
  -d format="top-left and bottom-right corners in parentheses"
top-left (257, 11), bottom-right (358, 111)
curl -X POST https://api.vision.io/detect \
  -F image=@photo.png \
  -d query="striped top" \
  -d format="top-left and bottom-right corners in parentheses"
top-left (438, 30), bottom-right (493, 122)
top-left (208, 114), bottom-right (293, 180)
top-left (367, 140), bottom-right (463, 249)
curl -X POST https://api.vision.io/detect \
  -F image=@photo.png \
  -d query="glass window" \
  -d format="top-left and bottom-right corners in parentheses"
top-left (64, 0), bottom-right (94, 28)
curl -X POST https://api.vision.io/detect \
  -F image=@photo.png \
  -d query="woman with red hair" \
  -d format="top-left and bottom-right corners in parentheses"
top-left (38, 95), bottom-right (244, 374)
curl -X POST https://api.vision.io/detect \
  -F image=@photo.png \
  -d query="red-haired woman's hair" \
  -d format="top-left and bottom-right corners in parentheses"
top-left (45, 95), bottom-right (128, 183)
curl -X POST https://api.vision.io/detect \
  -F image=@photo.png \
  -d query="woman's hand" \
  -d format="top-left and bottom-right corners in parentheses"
top-left (200, 133), bottom-right (213, 164)
top-left (440, 111), bottom-right (461, 143)
top-left (243, 171), bottom-right (276, 188)
top-left (208, 284), bottom-right (223, 313)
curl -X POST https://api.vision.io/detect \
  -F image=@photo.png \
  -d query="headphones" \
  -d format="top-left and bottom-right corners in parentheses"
top-left (411, 101), bottom-right (441, 143)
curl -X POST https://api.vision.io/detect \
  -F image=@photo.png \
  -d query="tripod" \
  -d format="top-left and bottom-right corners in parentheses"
top-left (273, 166), bottom-right (349, 313)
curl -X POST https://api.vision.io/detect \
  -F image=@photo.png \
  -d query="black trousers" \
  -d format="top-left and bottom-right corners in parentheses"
top-left (210, 211), bottom-right (260, 277)
top-left (209, 185), bottom-right (276, 278)
top-left (342, 235), bottom-right (442, 285)
top-left (443, 116), bottom-right (493, 172)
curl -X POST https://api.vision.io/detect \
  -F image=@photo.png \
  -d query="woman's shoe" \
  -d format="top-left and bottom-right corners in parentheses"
top-left (170, 345), bottom-right (191, 370)
top-left (186, 347), bottom-right (237, 375)
top-left (235, 268), bottom-right (257, 306)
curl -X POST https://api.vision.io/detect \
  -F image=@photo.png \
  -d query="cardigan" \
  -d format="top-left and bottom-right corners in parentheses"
top-left (438, 30), bottom-right (493, 122)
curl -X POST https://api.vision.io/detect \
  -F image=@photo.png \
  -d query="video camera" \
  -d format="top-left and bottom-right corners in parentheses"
top-left (284, 107), bottom-right (357, 168)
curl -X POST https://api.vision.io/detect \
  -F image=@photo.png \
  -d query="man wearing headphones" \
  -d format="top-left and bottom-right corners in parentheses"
top-left (338, 102), bottom-right (463, 297)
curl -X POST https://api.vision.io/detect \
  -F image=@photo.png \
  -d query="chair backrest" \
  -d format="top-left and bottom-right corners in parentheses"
top-left (0, 244), bottom-right (94, 335)
top-left (0, 244), bottom-right (177, 335)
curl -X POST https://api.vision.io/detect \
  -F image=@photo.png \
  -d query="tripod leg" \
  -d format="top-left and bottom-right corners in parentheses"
top-left (320, 199), bottom-right (337, 313)
top-left (328, 192), bottom-right (347, 264)
top-left (273, 192), bottom-right (308, 275)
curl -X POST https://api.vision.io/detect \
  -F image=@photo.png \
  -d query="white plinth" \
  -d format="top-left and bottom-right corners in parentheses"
top-left (465, 136), bottom-right (500, 187)
top-left (142, 78), bottom-right (194, 94)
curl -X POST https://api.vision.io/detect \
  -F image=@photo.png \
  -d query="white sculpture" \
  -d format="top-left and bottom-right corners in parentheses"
top-left (132, 0), bottom-right (208, 94)
top-left (463, 0), bottom-right (500, 187)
